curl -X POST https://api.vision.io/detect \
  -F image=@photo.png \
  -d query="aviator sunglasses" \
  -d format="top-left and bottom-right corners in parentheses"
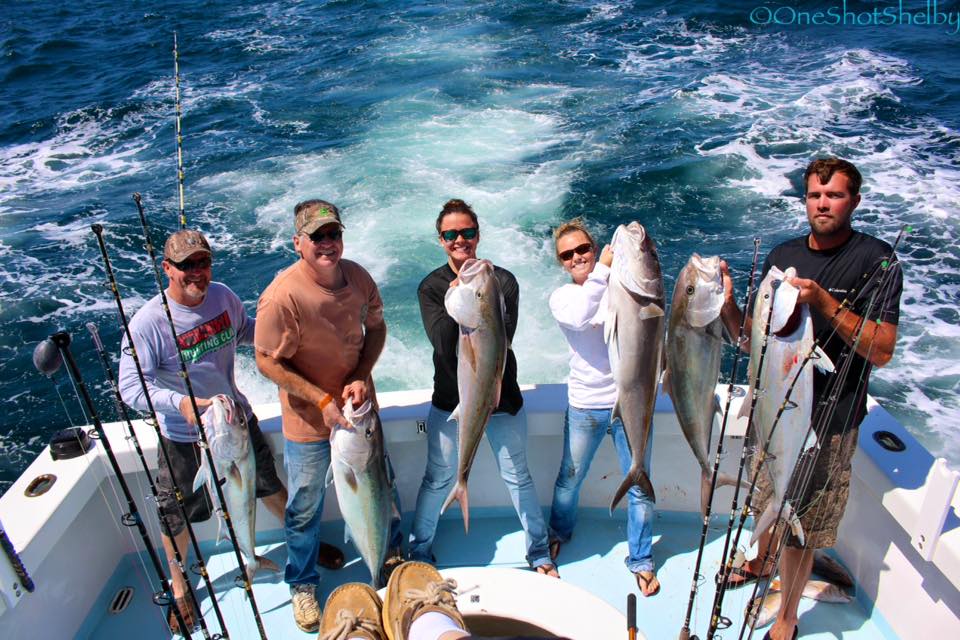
top-left (167, 256), bottom-right (212, 271)
top-left (307, 228), bottom-right (343, 243)
top-left (440, 227), bottom-right (478, 242)
top-left (558, 242), bottom-right (593, 262)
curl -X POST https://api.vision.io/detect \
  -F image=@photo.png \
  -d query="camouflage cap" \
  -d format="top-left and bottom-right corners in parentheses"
top-left (295, 200), bottom-right (344, 235)
top-left (164, 229), bottom-right (212, 263)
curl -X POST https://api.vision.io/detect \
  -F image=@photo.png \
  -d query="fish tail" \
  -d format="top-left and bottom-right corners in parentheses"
top-left (609, 467), bottom-right (656, 513)
top-left (441, 481), bottom-right (470, 533)
top-left (699, 471), bottom-right (711, 517)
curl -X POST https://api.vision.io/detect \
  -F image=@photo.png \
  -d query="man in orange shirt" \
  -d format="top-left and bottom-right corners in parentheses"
top-left (255, 199), bottom-right (395, 632)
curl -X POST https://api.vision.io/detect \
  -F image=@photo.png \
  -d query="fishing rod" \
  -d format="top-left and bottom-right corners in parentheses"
top-left (739, 242), bottom-right (905, 640)
top-left (174, 32), bottom-right (187, 229)
top-left (33, 331), bottom-right (193, 638)
top-left (90, 222), bottom-right (230, 637)
top-left (0, 518), bottom-right (34, 593)
top-left (704, 276), bottom-right (779, 639)
top-left (708, 227), bottom-right (908, 639)
top-left (678, 237), bottom-right (761, 640)
top-left (131, 192), bottom-right (269, 640)
top-left (86, 319), bottom-right (217, 640)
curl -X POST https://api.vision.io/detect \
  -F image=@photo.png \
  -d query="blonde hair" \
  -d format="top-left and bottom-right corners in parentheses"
top-left (552, 217), bottom-right (597, 263)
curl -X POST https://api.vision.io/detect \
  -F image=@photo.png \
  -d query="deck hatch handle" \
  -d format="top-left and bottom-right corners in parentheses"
top-left (873, 430), bottom-right (905, 452)
top-left (109, 586), bottom-right (134, 614)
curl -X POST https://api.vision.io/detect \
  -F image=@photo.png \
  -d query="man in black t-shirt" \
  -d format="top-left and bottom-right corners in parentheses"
top-left (718, 158), bottom-right (902, 640)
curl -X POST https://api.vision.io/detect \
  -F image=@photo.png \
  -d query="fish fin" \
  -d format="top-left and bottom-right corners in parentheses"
top-left (192, 459), bottom-right (210, 493)
top-left (699, 471), bottom-right (711, 517)
top-left (610, 467), bottom-right (656, 513)
top-left (441, 481), bottom-right (470, 533)
top-left (610, 399), bottom-right (623, 425)
top-left (638, 303), bottom-right (665, 320)
top-left (343, 467), bottom-right (359, 492)
top-left (447, 405), bottom-right (460, 423)
top-left (813, 346), bottom-right (835, 373)
top-left (737, 385), bottom-right (754, 419)
top-left (770, 279), bottom-right (800, 334)
top-left (661, 367), bottom-right (671, 395)
top-left (227, 462), bottom-right (242, 488)
top-left (343, 522), bottom-right (353, 545)
top-left (493, 378), bottom-right (502, 410)
top-left (460, 329), bottom-right (478, 372)
top-left (750, 503), bottom-right (777, 548)
top-left (249, 555), bottom-right (279, 581)
top-left (324, 464), bottom-right (335, 488)
top-left (812, 550), bottom-right (855, 588)
top-left (802, 428), bottom-right (819, 453)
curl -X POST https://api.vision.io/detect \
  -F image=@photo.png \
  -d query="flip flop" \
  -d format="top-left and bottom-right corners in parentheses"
top-left (762, 626), bottom-right (798, 640)
top-left (317, 541), bottom-right (345, 570)
top-left (535, 563), bottom-right (560, 578)
top-left (636, 571), bottom-right (660, 597)
top-left (722, 565), bottom-right (771, 589)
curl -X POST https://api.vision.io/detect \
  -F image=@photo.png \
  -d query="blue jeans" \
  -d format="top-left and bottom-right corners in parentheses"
top-left (409, 405), bottom-right (551, 568)
top-left (284, 439), bottom-right (331, 587)
top-left (549, 406), bottom-right (655, 573)
top-left (284, 439), bottom-right (404, 587)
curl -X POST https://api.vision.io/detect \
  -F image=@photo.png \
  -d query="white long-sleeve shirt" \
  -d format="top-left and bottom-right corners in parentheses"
top-left (549, 263), bottom-right (617, 409)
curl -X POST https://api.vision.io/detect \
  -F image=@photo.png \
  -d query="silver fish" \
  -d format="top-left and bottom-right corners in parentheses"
top-left (747, 578), bottom-right (852, 628)
top-left (606, 222), bottom-right (664, 510)
top-left (330, 399), bottom-right (393, 587)
top-left (744, 266), bottom-right (833, 547)
top-left (441, 258), bottom-right (508, 532)
top-left (665, 254), bottom-right (740, 515)
top-left (193, 395), bottom-right (275, 580)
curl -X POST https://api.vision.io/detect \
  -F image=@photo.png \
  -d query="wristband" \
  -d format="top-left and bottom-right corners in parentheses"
top-left (317, 394), bottom-right (333, 411)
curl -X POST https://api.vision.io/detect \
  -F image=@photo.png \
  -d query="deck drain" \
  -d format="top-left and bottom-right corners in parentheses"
top-left (109, 586), bottom-right (134, 615)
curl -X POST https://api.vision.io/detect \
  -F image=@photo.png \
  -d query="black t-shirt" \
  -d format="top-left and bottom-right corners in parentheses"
top-left (759, 230), bottom-right (903, 435)
top-left (417, 263), bottom-right (523, 415)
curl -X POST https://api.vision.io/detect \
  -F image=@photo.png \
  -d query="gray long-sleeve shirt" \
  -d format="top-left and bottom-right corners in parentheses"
top-left (118, 282), bottom-right (255, 442)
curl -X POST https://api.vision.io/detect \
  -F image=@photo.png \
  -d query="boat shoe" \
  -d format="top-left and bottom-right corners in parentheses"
top-left (382, 561), bottom-right (466, 640)
top-left (291, 583), bottom-right (321, 633)
top-left (320, 583), bottom-right (386, 640)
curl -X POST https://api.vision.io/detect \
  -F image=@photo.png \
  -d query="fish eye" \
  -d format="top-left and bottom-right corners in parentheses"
top-left (685, 285), bottom-right (695, 296)
top-left (476, 291), bottom-right (483, 299)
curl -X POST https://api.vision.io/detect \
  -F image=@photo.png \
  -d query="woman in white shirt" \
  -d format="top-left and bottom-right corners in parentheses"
top-left (547, 219), bottom-right (659, 597)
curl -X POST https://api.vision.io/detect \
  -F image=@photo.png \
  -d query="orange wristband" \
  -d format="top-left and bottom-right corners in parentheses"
top-left (317, 394), bottom-right (333, 411)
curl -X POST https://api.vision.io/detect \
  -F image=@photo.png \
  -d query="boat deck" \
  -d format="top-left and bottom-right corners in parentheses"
top-left (80, 509), bottom-right (893, 640)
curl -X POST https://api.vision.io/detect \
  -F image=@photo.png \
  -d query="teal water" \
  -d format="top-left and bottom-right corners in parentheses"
top-left (2, 1), bottom-right (959, 492)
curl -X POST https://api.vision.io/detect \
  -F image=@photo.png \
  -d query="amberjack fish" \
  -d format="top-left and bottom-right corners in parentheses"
top-left (329, 399), bottom-right (393, 587)
top-left (665, 254), bottom-right (740, 515)
top-left (193, 395), bottom-right (276, 580)
top-left (812, 549), bottom-right (854, 588)
top-left (746, 578), bottom-right (852, 628)
top-left (606, 222), bottom-right (664, 510)
top-left (744, 267), bottom-right (833, 547)
top-left (441, 258), bottom-right (508, 532)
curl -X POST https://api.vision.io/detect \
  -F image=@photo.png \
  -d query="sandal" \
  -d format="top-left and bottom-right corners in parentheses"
top-left (535, 563), bottom-right (560, 579)
top-left (167, 596), bottom-right (196, 635)
top-left (721, 565), bottom-right (771, 589)
top-left (636, 571), bottom-right (660, 597)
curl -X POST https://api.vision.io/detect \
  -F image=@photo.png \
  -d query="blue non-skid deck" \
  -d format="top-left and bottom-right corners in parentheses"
top-left (82, 510), bottom-right (892, 640)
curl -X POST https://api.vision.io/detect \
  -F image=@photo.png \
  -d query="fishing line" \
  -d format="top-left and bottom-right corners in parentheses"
top-left (86, 319), bottom-right (218, 640)
top-left (174, 32), bottom-right (187, 229)
top-left (91, 222), bottom-right (231, 637)
top-left (131, 192), bottom-right (269, 640)
top-left (35, 331), bottom-right (194, 638)
top-left (706, 231), bottom-right (906, 639)
top-left (711, 228), bottom-right (907, 639)
top-left (740, 255), bottom-right (904, 639)
top-left (679, 237), bottom-right (761, 640)
top-left (739, 265), bottom-right (896, 640)
top-left (705, 279), bottom-right (779, 639)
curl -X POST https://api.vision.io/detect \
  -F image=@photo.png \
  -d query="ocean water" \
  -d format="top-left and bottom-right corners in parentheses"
top-left (2, 0), bottom-right (958, 493)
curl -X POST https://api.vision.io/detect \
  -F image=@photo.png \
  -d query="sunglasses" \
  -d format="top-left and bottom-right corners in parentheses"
top-left (558, 242), bottom-right (593, 262)
top-left (168, 256), bottom-right (212, 271)
top-left (307, 228), bottom-right (343, 243)
top-left (440, 227), bottom-right (478, 242)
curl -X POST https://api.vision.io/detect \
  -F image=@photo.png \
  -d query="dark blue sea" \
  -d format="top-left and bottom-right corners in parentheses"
top-left (2, 1), bottom-right (959, 493)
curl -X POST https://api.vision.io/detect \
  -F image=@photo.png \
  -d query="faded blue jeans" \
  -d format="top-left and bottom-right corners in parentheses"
top-left (549, 406), bottom-right (655, 573)
top-left (284, 438), bottom-right (404, 587)
top-left (284, 438), bottom-right (331, 587)
top-left (408, 405), bottom-right (552, 569)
